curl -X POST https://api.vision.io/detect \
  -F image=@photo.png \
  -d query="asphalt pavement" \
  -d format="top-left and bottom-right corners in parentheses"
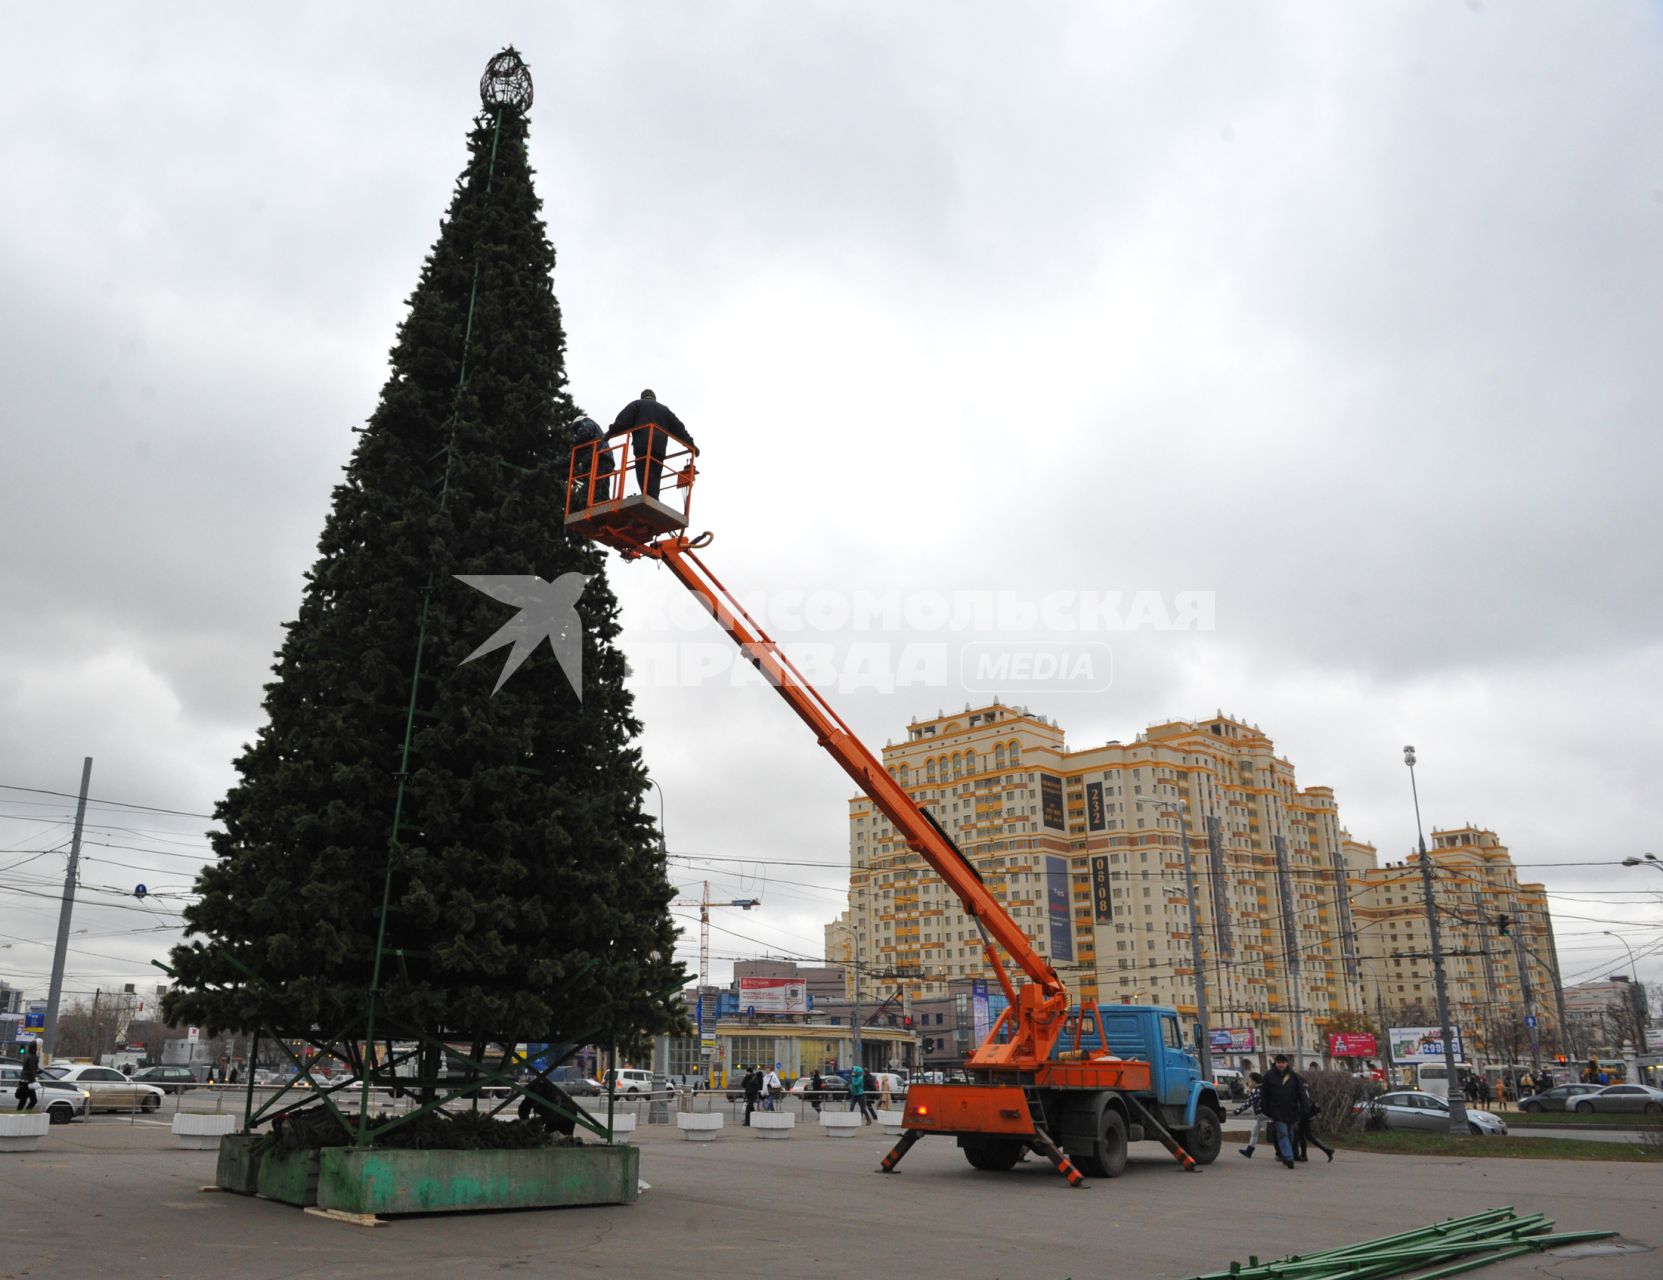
top-left (0, 1109), bottom-right (1657, 1280)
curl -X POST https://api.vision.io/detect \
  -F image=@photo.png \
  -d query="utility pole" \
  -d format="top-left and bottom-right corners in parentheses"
top-left (1404, 746), bottom-right (1467, 1133)
top-left (42, 757), bottom-right (93, 1060)
top-left (851, 916), bottom-right (863, 1073)
top-left (1141, 795), bottom-right (1213, 1082)
top-left (1508, 897), bottom-right (1542, 1072)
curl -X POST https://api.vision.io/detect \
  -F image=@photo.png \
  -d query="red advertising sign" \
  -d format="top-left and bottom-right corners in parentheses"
top-left (1328, 1032), bottom-right (1377, 1058)
top-left (737, 977), bottom-right (809, 1015)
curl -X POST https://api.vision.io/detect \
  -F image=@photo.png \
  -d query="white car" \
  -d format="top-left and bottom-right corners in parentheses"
top-left (600, 1068), bottom-right (654, 1095)
top-left (1354, 1090), bottom-right (1507, 1135)
top-left (39, 1063), bottom-right (164, 1113)
top-left (1, 1063), bottom-right (91, 1124)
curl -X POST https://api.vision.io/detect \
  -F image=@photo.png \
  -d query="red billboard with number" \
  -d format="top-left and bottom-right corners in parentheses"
top-left (1328, 1032), bottom-right (1376, 1058)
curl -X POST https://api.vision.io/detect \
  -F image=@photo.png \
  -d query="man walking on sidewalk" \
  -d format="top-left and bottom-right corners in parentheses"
top-left (1259, 1055), bottom-right (1303, 1169)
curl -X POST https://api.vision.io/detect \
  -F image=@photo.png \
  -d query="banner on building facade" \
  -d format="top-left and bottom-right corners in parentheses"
top-left (1085, 781), bottom-right (1106, 831)
top-left (971, 979), bottom-right (991, 1044)
top-left (1327, 1032), bottom-right (1377, 1058)
top-left (1389, 1026), bottom-right (1464, 1063)
top-left (1090, 855), bottom-right (1113, 922)
top-left (1210, 1027), bottom-right (1255, 1053)
top-left (737, 977), bottom-right (809, 1015)
top-left (1045, 855), bottom-right (1074, 962)
top-left (1041, 773), bottom-right (1065, 830)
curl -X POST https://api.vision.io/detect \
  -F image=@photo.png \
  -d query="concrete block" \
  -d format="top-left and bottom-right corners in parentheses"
top-left (173, 1112), bottom-right (238, 1150)
top-left (256, 1146), bottom-right (322, 1207)
top-left (751, 1112), bottom-right (795, 1139)
top-left (215, 1133), bottom-right (263, 1194)
top-left (875, 1109), bottom-right (906, 1136)
top-left (820, 1111), bottom-right (863, 1138)
top-left (676, 1112), bottom-right (724, 1142)
top-left (317, 1143), bottom-right (640, 1215)
top-left (0, 1112), bottom-right (50, 1152)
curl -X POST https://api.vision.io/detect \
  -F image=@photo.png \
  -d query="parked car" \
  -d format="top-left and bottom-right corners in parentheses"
top-left (1211, 1067), bottom-right (1248, 1101)
top-left (788, 1075), bottom-right (848, 1098)
top-left (0, 1063), bottom-right (91, 1124)
top-left (131, 1065), bottom-right (198, 1094)
top-left (1518, 1083), bottom-right (1604, 1114)
top-left (1570, 1084), bottom-right (1663, 1115)
top-left (39, 1063), bottom-right (164, 1113)
top-left (1354, 1090), bottom-right (1507, 1135)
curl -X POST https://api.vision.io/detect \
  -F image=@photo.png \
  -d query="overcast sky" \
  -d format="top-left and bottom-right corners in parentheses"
top-left (2, 3), bottom-right (1659, 1014)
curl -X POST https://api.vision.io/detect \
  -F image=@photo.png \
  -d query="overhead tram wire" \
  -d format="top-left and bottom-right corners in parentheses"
top-left (0, 782), bottom-right (214, 820)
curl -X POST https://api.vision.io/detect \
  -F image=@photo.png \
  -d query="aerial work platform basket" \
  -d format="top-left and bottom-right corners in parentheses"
top-left (563, 424), bottom-right (696, 552)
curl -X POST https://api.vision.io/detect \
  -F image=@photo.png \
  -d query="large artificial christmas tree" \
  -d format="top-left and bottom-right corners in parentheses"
top-left (166, 51), bottom-right (686, 1087)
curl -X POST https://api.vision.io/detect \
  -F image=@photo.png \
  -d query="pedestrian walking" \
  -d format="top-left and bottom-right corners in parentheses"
top-left (609, 389), bottom-right (696, 500)
top-left (742, 1066), bottom-right (761, 1125)
top-left (848, 1064), bottom-right (876, 1122)
top-left (14, 1043), bottom-right (40, 1112)
top-left (809, 1068), bottom-right (824, 1113)
top-left (1259, 1055), bottom-right (1303, 1169)
top-left (762, 1064), bottom-right (782, 1113)
top-left (1237, 1072), bottom-right (1267, 1158)
top-left (1295, 1075), bottom-right (1334, 1163)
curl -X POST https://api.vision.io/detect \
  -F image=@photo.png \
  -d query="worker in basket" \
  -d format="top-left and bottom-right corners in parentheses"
top-left (608, 388), bottom-right (696, 500)
top-left (569, 415), bottom-right (616, 503)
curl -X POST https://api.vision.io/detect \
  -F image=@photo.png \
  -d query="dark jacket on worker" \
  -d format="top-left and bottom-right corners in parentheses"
top-left (1259, 1065), bottom-right (1303, 1124)
top-left (610, 397), bottom-right (695, 448)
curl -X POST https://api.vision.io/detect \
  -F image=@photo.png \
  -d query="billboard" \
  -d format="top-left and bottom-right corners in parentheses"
top-left (1389, 1026), bottom-right (1464, 1063)
top-left (1328, 1032), bottom-right (1377, 1058)
top-left (737, 977), bottom-right (809, 1015)
top-left (1089, 855), bottom-right (1113, 922)
top-left (1040, 774), bottom-right (1065, 830)
top-left (1085, 781), bottom-right (1106, 832)
top-left (1210, 1027), bottom-right (1255, 1053)
top-left (1045, 856), bottom-right (1074, 962)
top-left (971, 979), bottom-right (991, 1044)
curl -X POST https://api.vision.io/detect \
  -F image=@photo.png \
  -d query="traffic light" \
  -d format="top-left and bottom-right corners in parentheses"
top-left (1495, 913), bottom-right (1510, 936)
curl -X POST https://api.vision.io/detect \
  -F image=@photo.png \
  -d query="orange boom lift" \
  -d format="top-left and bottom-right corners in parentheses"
top-left (566, 429), bottom-right (1203, 1185)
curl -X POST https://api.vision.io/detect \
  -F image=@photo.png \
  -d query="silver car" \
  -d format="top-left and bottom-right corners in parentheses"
top-left (1357, 1090), bottom-right (1508, 1135)
top-left (1518, 1083), bottom-right (1603, 1113)
top-left (1570, 1084), bottom-right (1663, 1116)
top-left (39, 1063), bottom-right (164, 1113)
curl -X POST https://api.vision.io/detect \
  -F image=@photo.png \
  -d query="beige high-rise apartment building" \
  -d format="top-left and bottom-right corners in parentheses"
top-left (839, 702), bottom-right (1374, 1061)
top-left (1350, 827), bottom-right (1564, 1060)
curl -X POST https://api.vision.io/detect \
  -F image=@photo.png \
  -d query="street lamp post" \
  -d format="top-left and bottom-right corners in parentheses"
top-left (1601, 931), bottom-right (1645, 1058)
top-left (1139, 796), bottom-right (1214, 1084)
top-left (1621, 853), bottom-right (1662, 877)
top-left (1403, 746), bottom-right (1468, 1134)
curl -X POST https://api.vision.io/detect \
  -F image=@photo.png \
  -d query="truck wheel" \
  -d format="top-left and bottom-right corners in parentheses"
top-left (961, 1136), bottom-right (1024, 1171)
top-left (1186, 1108), bottom-right (1223, 1165)
top-left (1077, 1109), bottom-right (1128, 1179)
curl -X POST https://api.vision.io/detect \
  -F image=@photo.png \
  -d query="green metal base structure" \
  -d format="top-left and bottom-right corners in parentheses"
top-left (316, 1144), bottom-right (639, 1215)
top-left (215, 1134), bottom-right (638, 1215)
